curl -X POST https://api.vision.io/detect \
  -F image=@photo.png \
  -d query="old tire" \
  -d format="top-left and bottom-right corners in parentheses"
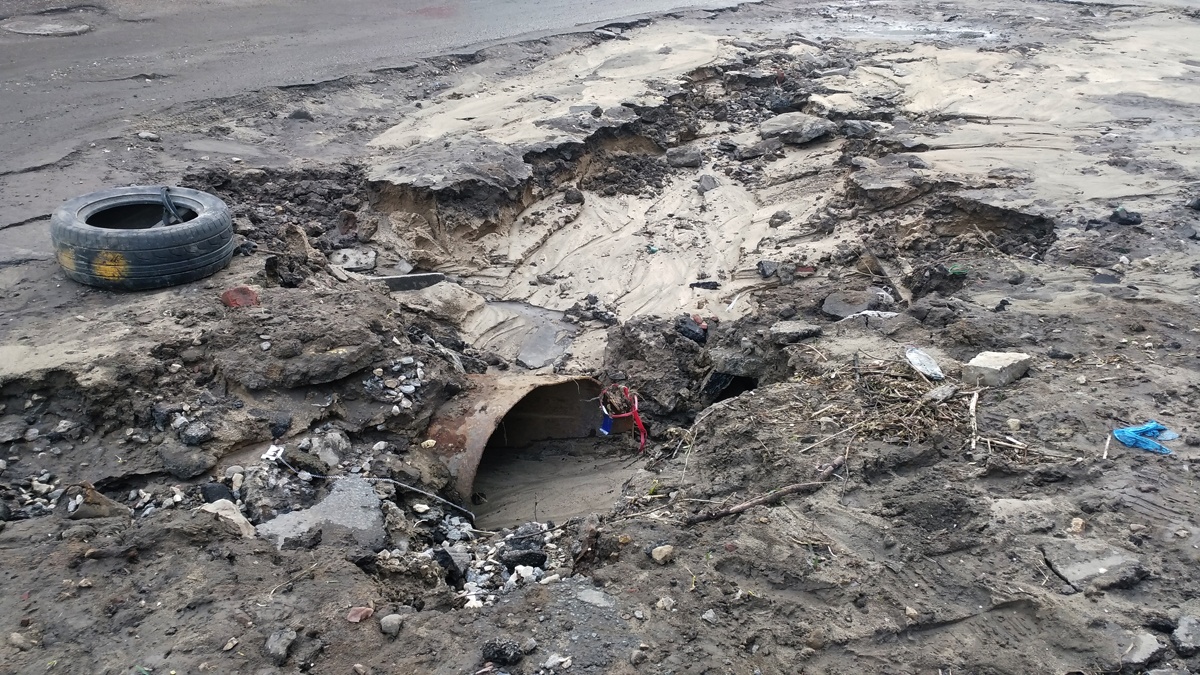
top-left (50, 186), bottom-right (234, 291)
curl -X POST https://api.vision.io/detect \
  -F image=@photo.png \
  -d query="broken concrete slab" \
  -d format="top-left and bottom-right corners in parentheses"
top-left (1041, 539), bottom-right (1140, 587)
top-left (1173, 616), bottom-right (1200, 656)
top-left (200, 499), bottom-right (256, 538)
top-left (328, 247), bottom-right (377, 272)
top-left (769, 321), bottom-right (822, 344)
top-left (962, 352), bottom-right (1032, 387)
top-left (256, 477), bottom-right (385, 550)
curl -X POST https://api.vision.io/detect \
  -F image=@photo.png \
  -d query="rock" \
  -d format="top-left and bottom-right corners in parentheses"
top-left (482, 638), bottom-right (523, 665)
top-left (9, 632), bottom-right (30, 651)
top-left (848, 166), bottom-right (927, 209)
top-left (697, 175), bottom-right (719, 194)
top-left (379, 614), bottom-right (404, 637)
top-left (734, 138), bottom-right (784, 160)
top-left (0, 502), bottom-right (10, 521)
top-left (1173, 616), bottom-right (1200, 656)
top-left (500, 548), bottom-right (548, 570)
top-left (674, 315), bottom-right (707, 344)
top-left (1041, 539), bottom-right (1140, 587)
top-left (769, 321), bottom-right (822, 345)
top-left (768, 210), bottom-right (792, 228)
top-left (180, 422), bottom-right (214, 446)
top-left (310, 429), bottom-right (350, 468)
top-left (631, 649), bottom-right (648, 665)
top-left (651, 544), bottom-right (676, 565)
top-left (561, 188), bottom-right (585, 205)
top-left (0, 418), bottom-right (25, 443)
top-left (137, 131), bottom-right (160, 142)
top-left (1187, 196), bottom-right (1200, 211)
top-left (757, 260), bottom-right (780, 278)
top-left (328, 248), bottom-right (377, 272)
top-left (821, 288), bottom-right (893, 319)
top-left (200, 482), bottom-right (235, 503)
top-left (284, 446), bottom-right (329, 476)
top-left (346, 606), bottom-right (374, 622)
top-left (200, 499), bottom-right (256, 538)
top-left (24, 427), bottom-right (39, 442)
top-left (576, 588), bottom-right (615, 608)
top-left (1120, 632), bottom-right (1165, 670)
top-left (522, 638), bottom-right (538, 654)
top-left (1109, 207), bottom-right (1143, 225)
top-left (666, 146), bottom-right (702, 168)
top-left (701, 608), bottom-right (718, 624)
top-left (544, 654), bottom-right (572, 669)
top-left (432, 545), bottom-right (472, 583)
top-left (288, 108), bottom-right (314, 121)
top-left (656, 596), bottom-right (676, 611)
top-left (961, 352), bottom-right (1033, 387)
top-left (159, 441), bottom-right (217, 479)
top-left (759, 112), bottom-right (837, 144)
top-left (842, 119), bottom-right (875, 138)
top-left (266, 628), bottom-right (297, 666)
top-left (256, 478), bottom-right (385, 550)
top-left (220, 285), bottom-right (260, 308)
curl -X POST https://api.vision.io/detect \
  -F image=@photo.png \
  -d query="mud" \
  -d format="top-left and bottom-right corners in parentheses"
top-left (3, 0), bottom-right (1200, 673)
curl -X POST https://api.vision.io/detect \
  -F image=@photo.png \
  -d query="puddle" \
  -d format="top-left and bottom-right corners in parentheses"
top-left (472, 436), bottom-right (634, 530)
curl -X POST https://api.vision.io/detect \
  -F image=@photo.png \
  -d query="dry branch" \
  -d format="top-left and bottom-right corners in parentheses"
top-left (685, 456), bottom-right (845, 526)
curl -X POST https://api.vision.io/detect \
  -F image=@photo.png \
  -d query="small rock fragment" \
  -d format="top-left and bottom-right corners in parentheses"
top-left (563, 187), bottom-right (585, 204)
top-left (666, 146), bottom-right (703, 168)
top-left (1173, 616), bottom-right (1200, 656)
top-left (1109, 207), bottom-right (1143, 225)
top-left (266, 629), bottom-right (297, 666)
top-left (180, 422), bottom-right (214, 446)
top-left (650, 545), bottom-right (675, 565)
top-left (379, 613), bottom-right (404, 637)
top-left (769, 321), bottom-right (822, 345)
top-left (346, 606), bottom-right (374, 623)
top-left (697, 175), bottom-right (719, 194)
top-left (220, 285), bottom-right (260, 308)
top-left (137, 131), bottom-right (160, 142)
top-left (482, 637), bottom-right (523, 665)
top-left (768, 210), bottom-right (792, 227)
top-left (701, 609), bottom-right (718, 624)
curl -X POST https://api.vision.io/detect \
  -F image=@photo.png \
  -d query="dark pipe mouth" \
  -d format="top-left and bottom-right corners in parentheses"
top-left (85, 202), bottom-right (198, 229)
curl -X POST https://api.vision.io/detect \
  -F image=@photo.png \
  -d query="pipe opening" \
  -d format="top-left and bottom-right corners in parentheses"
top-left (469, 380), bottom-right (631, 529)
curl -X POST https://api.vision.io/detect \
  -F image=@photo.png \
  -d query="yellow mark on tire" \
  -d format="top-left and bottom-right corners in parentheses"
top-left (56, 248), bottom-right (77, 272)
top-left (92, 250), bottom-right (129, 281)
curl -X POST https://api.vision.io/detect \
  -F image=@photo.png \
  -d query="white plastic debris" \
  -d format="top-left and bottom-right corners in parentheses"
top-left (904, 347), bottom-right (945, 380)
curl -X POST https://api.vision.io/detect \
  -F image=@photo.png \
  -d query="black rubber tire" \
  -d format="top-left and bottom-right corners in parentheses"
top-left (50, 186), bottom-right (234, 291)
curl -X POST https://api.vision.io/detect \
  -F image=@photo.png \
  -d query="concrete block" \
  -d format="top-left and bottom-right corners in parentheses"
top-left (962, 351), bottom-right (1032, 387)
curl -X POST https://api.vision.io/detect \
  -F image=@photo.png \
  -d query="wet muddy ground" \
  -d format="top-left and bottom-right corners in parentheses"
top-left (3, 0), bottom-right (1200, 673)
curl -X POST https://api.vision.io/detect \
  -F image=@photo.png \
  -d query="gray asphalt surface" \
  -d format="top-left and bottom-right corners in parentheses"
top-left (0, 0), bottom-right (743, 176)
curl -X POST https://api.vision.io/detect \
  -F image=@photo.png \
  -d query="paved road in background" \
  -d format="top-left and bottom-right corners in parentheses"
top-left (0, 0), bottom-right (744, 175)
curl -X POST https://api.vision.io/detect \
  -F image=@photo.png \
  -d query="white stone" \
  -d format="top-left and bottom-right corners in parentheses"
top-left (961, 351), bottom-right (1032, 387)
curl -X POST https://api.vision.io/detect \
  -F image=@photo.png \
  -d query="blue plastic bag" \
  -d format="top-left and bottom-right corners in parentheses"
top-left (1113, 421), bottom-right (1175, 455)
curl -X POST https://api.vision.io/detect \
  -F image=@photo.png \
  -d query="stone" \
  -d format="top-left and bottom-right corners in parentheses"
top-left (378, 613), bottom-right (404, 637)
top-left (1172, 616), bottom-right (1200, 656)
top-left (220, 285), bottom-right (260, 308)
top-left (9, 632), bottom-right (30, 651)
top-left (137, 131), bottom-right (160, 142)
top-left (849, 166), bottom-right (927, 209)
top-left (769, 321), bottom-right (822, 345)
top-left (666, 146), bottom-right (702, 168)
top-left (159, 441), bottom-right (218, 479)
top-left (23, 428), bottom-right (39, 442)
top-left (759, 112), bottom-right (837, 144)
top-left (734, 138), bottom-right (784, 160)
top-left (1109, 207), bottom-right (1143, 225)
top-left (500, 548), bottom-right (548, 570)
top-left (577, 588), bottom-right (615, 608)
top-left (961, 352), bottom-right (1033, 387)
top-left (0, 418), bottom-right (24, 443)
top-left (200, 499), bottom-right (256, 538)
top-left (757, 260), bottom-right (780, 278)
top-left (631, 649), bottom-right (648, 665)
top-left (821, 288), bottom-right (893, 319)
top-left (57, 484), bottom-right (130, 520)
top-left (675, 315), bottom-right (707, 344)
top-left (768, 211), bottom-right (792, 227)
top-left (256, 478), bottom-right (385, 550)
top-left (842, 119), bottom-right (875, 138)
top-left (200, 482), bottom-right (235, 503)
top-left (522, 638), bottom-right (538, 654)
top-left (328, 248), bottom-right (377, 272)
top-left (1187, 196), bottom-right (1200, 211)
top-left (310, 429), bottom-right (350, 468)
top-left (544, 654), bottom-right (572, 669)
top-left (563, 187), bottom-right (585, 204)
top-left (697, 175), bottom-right (719, 194)
top-left (701, 609), bottom-right (718, 624)
top-left (1120, 632), bottom-right (1165, 670)
top-left (482, 638), bottom-right (523, 665)
top-left (266, 628), bottom-right (297, 666)
top-left (1041, 539), bottom-right (1139, 587)
top-left (288, 108), bottom-right (314, 121)
top-left (651, 545), bottom-right (676, 565)
top-left (0, 502), bottom-right (10, 522)
top-left (284, 446), bottom-right (329, 476)
top-left (180, 422), bottom-right (214, 446)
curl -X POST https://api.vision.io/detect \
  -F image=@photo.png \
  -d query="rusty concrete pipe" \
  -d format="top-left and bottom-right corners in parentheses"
top-left (425, 374), bottom-right (604, 500)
